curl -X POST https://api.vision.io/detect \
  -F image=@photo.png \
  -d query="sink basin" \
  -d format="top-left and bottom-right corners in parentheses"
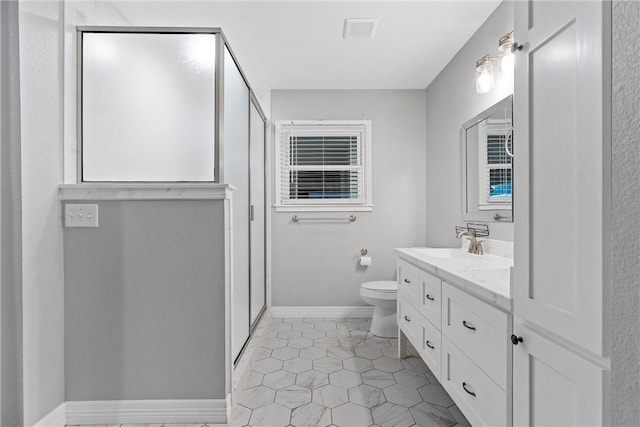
top-left (412, 248), bottom-right (464, 258)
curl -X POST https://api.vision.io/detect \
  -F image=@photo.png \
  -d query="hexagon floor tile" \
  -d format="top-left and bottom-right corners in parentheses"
top-left (296, 370), bottom-right (329, 389)
top-left (275, 385), bottom-right (312, 409)
top-left (394, 368), bottom-right (430, 388)
top-left (238, 385), bottom-right (276, 409)
top-left (372, 402), bottom-right (415, 427)
top-left (383, 383), bottom-right (423, 407)
top-left (230, 316), bottom-right (470, 427)
top-left (263, 370), bottom-right (296, 389)
top-left (299, 346), bottom-right (327, 360)
top-left (271, 346), bottom-right (300, 361)
top-left (283, 357), bottom-right (312, 374)
top-left (348, 384), bottom-right (386, 408)
top-left (313, 356), bottom-right (343, 373)
top-left (329, 369), bottom-right (363, 389)
top-left (312, 384), bottom-right (349, 408)
top-left (361, 369), bottom-right (396, 388)
top-left (410, 401), bottom-right (457, 427)
top-left (291, 402), bottom-right (331, 426)
top-left (252, 357), bottom-right (284, 374)
top-left (418, 383), bottom-right (455, 407)
top-left (249, 403), bottom-right (291, 426)
top-left (372, 356), bottom-right (405, 373)
top-left (332, 402), bottom-right (373, 426)
top-left (342, 356), bottom-right (374, 373)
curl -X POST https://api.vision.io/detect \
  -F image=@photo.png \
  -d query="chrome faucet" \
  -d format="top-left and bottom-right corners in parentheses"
top-left (456, 230), bottom-right (484, 255)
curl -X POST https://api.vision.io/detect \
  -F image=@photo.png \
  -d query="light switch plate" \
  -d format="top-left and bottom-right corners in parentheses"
top-left (65, 204), bottom-right (99, 227)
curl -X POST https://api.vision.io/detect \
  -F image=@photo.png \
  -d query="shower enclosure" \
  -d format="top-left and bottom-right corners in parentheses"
top-left (79, 27), bottom-right (267, 363)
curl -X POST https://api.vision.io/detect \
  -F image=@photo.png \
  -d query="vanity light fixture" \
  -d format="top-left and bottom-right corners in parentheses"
top-left (476, 55), bottom-right (494, 94)
top-left (498, 31), bottom-right (515, 74)
top-left (475, 31), bottom-right (522, 94)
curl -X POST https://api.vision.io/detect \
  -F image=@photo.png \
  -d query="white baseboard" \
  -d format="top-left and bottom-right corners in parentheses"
top-left (34, 402), bottom-right (66, 427)
top-left (226, 393), bottom-right (233, 420)
top-left (65, 399), bottom-right (228, 425)
top-left (271, 306), bottom-right (374, 318)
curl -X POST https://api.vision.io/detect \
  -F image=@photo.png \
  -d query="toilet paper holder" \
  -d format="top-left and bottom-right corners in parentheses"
top-left (360, 248), bottom-right (368, 256)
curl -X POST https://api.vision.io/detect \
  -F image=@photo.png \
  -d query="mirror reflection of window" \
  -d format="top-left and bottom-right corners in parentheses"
top-left (478, 115), bottom-right (512, 211)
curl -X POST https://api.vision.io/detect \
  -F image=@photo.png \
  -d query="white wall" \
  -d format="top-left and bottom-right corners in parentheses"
top-left (1, 1), bottom-right (24, 425)
top-left (19, 1), bottom-right (65, 424)
top-left (271, 90), bottom-right (426, 307)
top-left (19, 0), bottom-right (132, 423)
top-left (425, 1), bottom-right (514, 247)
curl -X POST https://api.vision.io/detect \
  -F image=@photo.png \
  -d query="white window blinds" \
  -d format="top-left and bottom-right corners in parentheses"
top-left (275, 121), bottom-right (372, 211)
top-left (479, 124), bottom-right (512, 210)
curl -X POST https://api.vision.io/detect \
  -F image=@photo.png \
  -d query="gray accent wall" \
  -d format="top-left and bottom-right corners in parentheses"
top-left (425, 1), bottom-right (514, 247)
top-left (271, 90), bottom-right (426, 307)
top-left (64, 200), bottom-right (227, 400)
top-left (611, 1), bottom-right (640, 424)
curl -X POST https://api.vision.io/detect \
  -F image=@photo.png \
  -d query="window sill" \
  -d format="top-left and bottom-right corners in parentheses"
top-left (274, 204), bottom-right (373, 213)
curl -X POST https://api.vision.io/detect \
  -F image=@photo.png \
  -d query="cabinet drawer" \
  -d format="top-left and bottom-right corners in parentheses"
top-left (397, 259), bottom-right (420, 302)
top-left (442, 336), bottom-right (508, 427)
top-left (398, 295), bottom-right (420, 344)
top-left (442, 282), bottom-right (509, 390)
top-left (416, 313), bottom-right (441, 382)
top-left (419, 270), bottom-right (442, 330)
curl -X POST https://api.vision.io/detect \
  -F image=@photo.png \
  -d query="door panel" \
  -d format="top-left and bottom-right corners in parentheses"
top-left (513, 0), bottom-right (608, 356)
top-left (249, 101), bottom-right (266, 327)
top-left (224, 46), bottom-right (250, 362)
top-left (512, 321), bottom-right (605, 426)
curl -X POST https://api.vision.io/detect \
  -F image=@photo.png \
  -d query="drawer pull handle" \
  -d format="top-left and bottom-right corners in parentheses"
top-left (462, 382), bottom-right (476, 397)
top-left (462, 320), bottom-right (476, 331)
top-left (404, 315), bottom-right (411, 322)
top-left (511, 334), bottom-right (524, 345)
top-left (425, 340), bottom-right (435, 350)
top-left (404, 278), bottom-right (411, 284)
top-left (426, 294), bottom-right (435, 301)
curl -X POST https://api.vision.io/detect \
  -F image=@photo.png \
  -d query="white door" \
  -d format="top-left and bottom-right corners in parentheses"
top-left (513, 0), bottom-right (610, 357)
top-left (512, 321), bottom-right (606, 426)
top-left (224, 46), bottom-right (251, 362)
top-left (249, 100), bottom-right (266, 327)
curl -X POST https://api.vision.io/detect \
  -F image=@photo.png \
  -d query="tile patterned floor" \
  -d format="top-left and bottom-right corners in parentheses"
top-left (230, 316), bottom-right (471, 427)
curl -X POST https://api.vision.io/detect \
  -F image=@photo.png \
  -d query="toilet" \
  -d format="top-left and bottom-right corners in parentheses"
top-left (359, 280), bottom-right (398, 338)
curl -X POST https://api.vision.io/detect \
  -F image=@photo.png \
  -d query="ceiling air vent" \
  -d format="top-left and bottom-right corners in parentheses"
top-left (343, 18), bottom-right (379, 39)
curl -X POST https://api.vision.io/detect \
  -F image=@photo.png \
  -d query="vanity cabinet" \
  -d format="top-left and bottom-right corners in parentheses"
top-left (442, 283), bottom-right (509, 390)
top-left (397, 256), bottom-right (512, 427)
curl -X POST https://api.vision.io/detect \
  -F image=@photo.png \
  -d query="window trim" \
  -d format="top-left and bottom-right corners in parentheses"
top-left (274, 120), bottom-right (373, 212)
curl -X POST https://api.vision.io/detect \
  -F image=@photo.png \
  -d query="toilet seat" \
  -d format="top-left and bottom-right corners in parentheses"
top-left (361, 280), bottom-right (397, 293)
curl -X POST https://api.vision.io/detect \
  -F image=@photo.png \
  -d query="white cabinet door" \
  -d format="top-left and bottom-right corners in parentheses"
top-left (512, 321), bottom-right (606, 426)
top-left (513, 0), bottom-right (610, 356)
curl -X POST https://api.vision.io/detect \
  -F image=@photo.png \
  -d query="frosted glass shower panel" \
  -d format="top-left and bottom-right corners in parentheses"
top-left (82, 32), bottom-right (216, 181)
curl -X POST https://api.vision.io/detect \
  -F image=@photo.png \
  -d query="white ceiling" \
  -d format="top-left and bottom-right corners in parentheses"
top-left (113, 1), bottom-right (502, 90)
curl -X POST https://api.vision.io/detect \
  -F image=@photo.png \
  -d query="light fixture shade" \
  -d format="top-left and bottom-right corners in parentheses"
top-left (501, 51), bottom-right (514, 74)
top-left (476, 55), bottom-right (493, 94)
top-left (498, 31), bottom-right (515, 74)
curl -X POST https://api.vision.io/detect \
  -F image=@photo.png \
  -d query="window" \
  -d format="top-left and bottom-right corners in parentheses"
top-left (478, 123), bottom-right (512, 210)
top-left (275, 120), bottom-right (373, 211)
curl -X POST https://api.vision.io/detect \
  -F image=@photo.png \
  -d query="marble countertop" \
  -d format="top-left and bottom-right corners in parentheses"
top-left (395, 247), bottom-right (513, 312)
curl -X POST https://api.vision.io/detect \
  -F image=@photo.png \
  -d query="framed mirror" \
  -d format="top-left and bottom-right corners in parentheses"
top-left (462, 95), bottom-right (513, 222)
